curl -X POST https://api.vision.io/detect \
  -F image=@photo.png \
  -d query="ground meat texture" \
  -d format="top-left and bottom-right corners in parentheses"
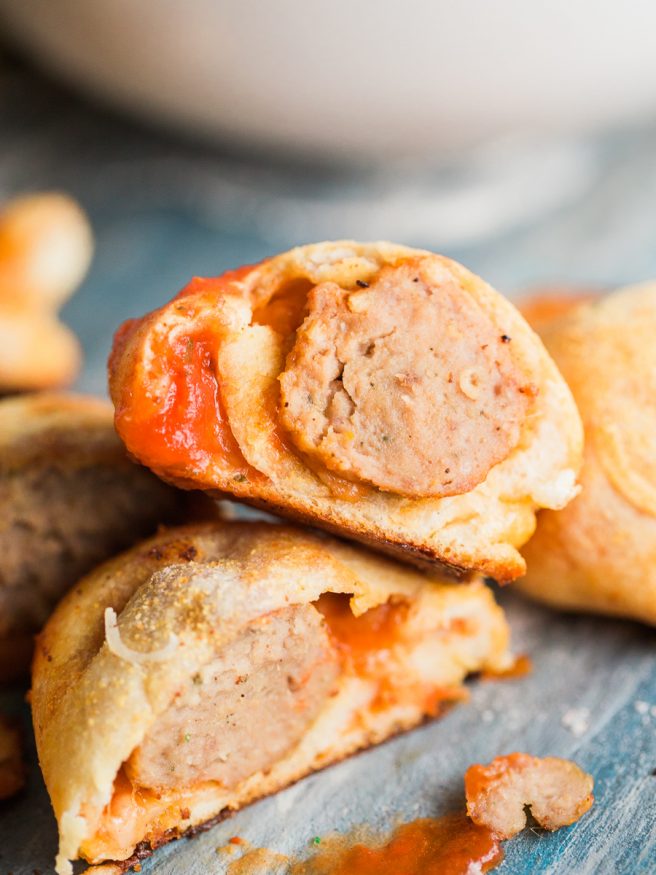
top-left (279, 258), bottom-right (531, 497)
top-left (465, 753), bottom-right (594, 839)
top-left (0, 462), bottom-right (180, 641)
top-left (127, 604), bottom-right (339, 791)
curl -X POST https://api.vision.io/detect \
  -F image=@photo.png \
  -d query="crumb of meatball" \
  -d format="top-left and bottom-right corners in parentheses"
top-left (465, 753), bottom-right (594, 840)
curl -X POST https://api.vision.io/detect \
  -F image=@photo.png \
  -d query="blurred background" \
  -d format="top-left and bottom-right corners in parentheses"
top-left (2, 1), bottom-right (656, 394)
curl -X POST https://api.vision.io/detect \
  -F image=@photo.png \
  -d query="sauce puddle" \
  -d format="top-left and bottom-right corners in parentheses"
top-left (222, 812), bottom-right (502, 875)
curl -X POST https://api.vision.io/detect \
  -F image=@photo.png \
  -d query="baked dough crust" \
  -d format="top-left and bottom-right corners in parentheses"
top-left (519, 283), bottom-right (656, 624)
top-left (516, 287), bottom-right (600, 332)
top-left (109, 241), bottom-right (582, 583)
top-left (31, 520), bottom-right (511, 873)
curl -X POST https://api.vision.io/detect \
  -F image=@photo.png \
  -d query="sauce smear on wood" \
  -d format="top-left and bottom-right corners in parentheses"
top-left (225, 814), bottom-right (503, 874)
top-left (297, 814), bottom-right (502, 875)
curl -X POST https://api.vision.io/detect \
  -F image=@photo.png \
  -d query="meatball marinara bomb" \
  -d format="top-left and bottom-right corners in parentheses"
top-left (109, 242), bottom-right (583, 583)
top-left (32, 520), bottom-right (511, 874)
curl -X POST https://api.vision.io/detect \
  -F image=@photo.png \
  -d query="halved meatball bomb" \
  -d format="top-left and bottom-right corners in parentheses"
top-left (518, 282), bottom-right (656, 625)
top-left (109, 242), bottom-right (583, 582)
top-left (0, 392), bottom-right (209, 679)
top-left (32, 521), bottom-right (511, 875)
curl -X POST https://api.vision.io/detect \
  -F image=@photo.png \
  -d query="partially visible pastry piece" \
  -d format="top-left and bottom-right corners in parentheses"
top-left (109, 241), bottom-right (583, 583)
top-left (519, 283), bottom-right (656, 625)
top-left (0, 306), bottom-right (83, 393)
top-left (0, 192), bottom-right (92, 392)
top-left (517, 286), bottom-right (600, 332)
top-left (31, 520), bottom-right (512, 874)
top-left (0, 392), bottom-right (206, 680)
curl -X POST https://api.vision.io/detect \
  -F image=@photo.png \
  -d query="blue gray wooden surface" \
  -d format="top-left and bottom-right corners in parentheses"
top-left (1, 60), bottom-right (655, 874)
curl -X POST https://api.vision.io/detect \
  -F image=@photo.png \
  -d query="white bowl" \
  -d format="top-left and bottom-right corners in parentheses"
top-left (2, 0), bottom-right (656, 162)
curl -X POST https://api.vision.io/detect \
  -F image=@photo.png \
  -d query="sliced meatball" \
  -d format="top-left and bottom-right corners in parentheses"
top-left (279, 258), bottom-right (532, 497)
top-left (127, 604), bottom-right (339, 791)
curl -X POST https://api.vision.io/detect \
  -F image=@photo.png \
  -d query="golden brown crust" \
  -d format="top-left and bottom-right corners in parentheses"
top-left (109, 241), bottom-right (583, 583)
top-left (31, 520), bottom-right (511, 873)
top-left (0, 193), bottom-right (92, 392)
top-left (518, 283), bottom-right (656, 624)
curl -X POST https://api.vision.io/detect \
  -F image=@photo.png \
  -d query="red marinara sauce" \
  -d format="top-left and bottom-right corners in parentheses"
top-left (314, 592), bottom-right (410, 662)
top-left (111, 266), bottom-right (257, 480)
top-left (294, 814), bottom-right (503, 875)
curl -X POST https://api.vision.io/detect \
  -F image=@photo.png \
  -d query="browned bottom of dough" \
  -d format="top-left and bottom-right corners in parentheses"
top-left (212, 492), bottom-right (519, 583)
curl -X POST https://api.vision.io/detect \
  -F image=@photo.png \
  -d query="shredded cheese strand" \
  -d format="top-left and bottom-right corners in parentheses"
top-left (104, 607), bottom-right (178, 664)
